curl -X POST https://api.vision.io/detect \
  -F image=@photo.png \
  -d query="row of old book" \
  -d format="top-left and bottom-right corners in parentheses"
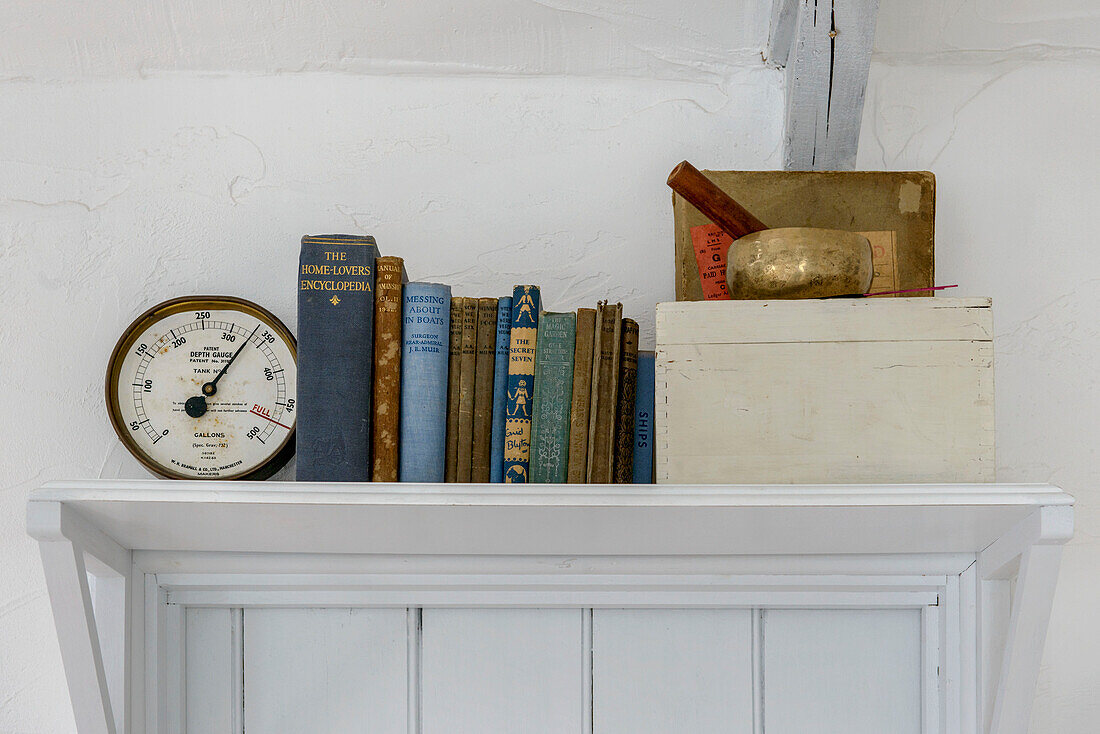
top-left (296, 234), bottom-right (654, 484)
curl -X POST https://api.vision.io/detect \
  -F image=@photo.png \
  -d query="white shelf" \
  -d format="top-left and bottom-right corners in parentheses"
top-left (29, 479), bottom-right (1072, 557)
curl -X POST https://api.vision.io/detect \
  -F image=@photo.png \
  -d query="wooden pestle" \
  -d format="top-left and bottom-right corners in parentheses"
top-left (667, 160), bottom-right (767, 239)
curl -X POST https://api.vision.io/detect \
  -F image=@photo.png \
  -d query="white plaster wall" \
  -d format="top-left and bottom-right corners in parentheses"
top-left (0, 2), bottom-right (779, 731)
top-left (866, 1), bottom-right (1100, 730)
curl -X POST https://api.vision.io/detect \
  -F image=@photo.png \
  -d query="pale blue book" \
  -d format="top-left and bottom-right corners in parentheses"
top-left (399, 283), bottom-right (451, 482)
top-left (633, 351), bottom-right (655, 484)
top-left (489, 296), bottom-right (512, 482)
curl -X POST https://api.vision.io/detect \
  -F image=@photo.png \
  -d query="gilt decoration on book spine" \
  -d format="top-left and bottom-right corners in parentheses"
top-left (444, 297), bottom-right (464, 482)
top-left (530, 312), bottom-right (576, 484)
top-left (399, 283), bottom-right (451, 482)
top-left (455, 299), bottom-right (479, 482)
top-left (504, 285), bottom-right (540, 483)
top-left (296, 234), bottom-right (378, 482)
top-left (470, 298), bottom-right (498, 482)
top-left (613, 318), bottom-right (639, 483)
top-left (586, 301), bottom-right (622, 483)
top-left (489, 297), bottom-right (512, 483)
top-left (371, 256), bottom-right (404, 482)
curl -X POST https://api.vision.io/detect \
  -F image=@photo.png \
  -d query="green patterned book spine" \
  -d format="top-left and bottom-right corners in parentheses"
top-left (529, 312), bottom-right (577, 484)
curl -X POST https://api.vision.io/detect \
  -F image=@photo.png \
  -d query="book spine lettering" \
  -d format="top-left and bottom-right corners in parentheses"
top-left (489, 297), bottom-right (512, 483)
top-left (503, 285), bottom-right (540, 483)
top-left (371, 256), bottom-right (404, 482)
top-left (444, 297), bottom-right (464, 482)
top-left (398, 283), bottom-right (451, 482)
top-left (632, 352), bottom-right (655, 484)
top-left (296, 234), bottom-right (378, 481)
top-left (613, 318), bottom-right (639, 483)
top-left (566, 308), bottom-right (596, 483)
top-left (455, 298), bottom-right (478, 482)
top-left (470, 298), bottom-right (498, 482)
top-left (529, 312), bottom-right (577, 484)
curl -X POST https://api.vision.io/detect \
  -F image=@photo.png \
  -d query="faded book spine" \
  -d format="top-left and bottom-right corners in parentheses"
top-left (296, 234), bottom-right (378, 482)
top-left (529, 312), bottom-right (577, 484)
top-left (566, 307), bottom-right (596, 483)
top-left (632, 351), bottom-right (655, 484)
top-left (398, 283), bottom-right (451, 482)
top-left (504, 285), bottom-right (540, 483)
top-left (586, 301), bottom-right (622, 483)
top-left (489, 297), bottom-right (512, 483)
top-left (613, 318), bottom-right (639, 483)
top-left (470, 297), bottom-right (498, 482)
top-left (444, 297), bottom-right (464, 482)
top-left (371, 255), bottom-right (404, 482)
top-left (455, 298), bottom-right (479, 482)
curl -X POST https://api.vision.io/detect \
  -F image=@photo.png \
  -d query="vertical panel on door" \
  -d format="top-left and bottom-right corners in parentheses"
top-left (185, 607), bottom-right (239, 734)
top-left (421, 609), bottom-right (583, 734)
top-left (243, 608), bottom-right (408, 734)
top-left (762, 609), bottom-right (923, 734)
top-left (593, 609), bottom-right (755, 734)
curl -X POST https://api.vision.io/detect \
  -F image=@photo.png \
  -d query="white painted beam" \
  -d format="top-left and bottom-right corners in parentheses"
top-left (771, 0), bottom-right (881, 170)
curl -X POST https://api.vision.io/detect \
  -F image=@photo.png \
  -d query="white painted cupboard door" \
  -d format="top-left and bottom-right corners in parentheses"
top-left (762, 609), bottom-right (923, 734)
top-left (593, 609), bottom-right (755, 733)
top-left (420, 608), bottom-right (585, 734)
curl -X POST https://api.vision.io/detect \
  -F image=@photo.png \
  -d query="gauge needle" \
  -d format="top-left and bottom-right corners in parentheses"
top-left (185, 324), bottom-right (260, 419)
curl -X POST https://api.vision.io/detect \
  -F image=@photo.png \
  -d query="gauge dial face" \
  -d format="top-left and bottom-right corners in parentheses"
top-left (106, 297), bottom-right (296, 480)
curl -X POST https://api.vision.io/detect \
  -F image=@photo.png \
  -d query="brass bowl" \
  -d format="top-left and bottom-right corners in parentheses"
top-left (726, 227), bottom-right (874, 299)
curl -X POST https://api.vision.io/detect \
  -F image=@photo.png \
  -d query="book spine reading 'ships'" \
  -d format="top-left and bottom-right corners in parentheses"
top-left (455, 298), bottom-right (479, 482)
top-left (613, 318), bottom-right (640, 483)
top-left (296, 234), bottom-right (378, 481)
top-left (632, 351), bottom-right (655, 484)
top-left (471, 298), bottom-right (499, 482)
top-left (398, 283), bottom-right (451, 482)
top-left (529, 312), bottom-right (577, 484)
top-left (444, 297), bottom-right (464, 482)
top-left (371, 256), bottom-right (404, 482)
top-left (489, 297), bottom-right (512, 483)
top-left (566, 308), bottom-right (596, 483)
top-left (503, 285), bottom-right (540, 483)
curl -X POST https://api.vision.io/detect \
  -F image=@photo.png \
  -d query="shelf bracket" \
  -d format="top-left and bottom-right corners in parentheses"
top-left (28, 501), bottom-right (130, 734)
top-left (979, 506), bottom-right (1073, 734)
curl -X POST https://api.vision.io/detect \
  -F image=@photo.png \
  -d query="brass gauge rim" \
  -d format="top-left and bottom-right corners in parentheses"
top-left (105, 295), bottom-right (297, 481)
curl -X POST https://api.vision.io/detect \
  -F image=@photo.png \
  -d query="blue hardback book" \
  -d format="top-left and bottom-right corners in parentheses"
top-left (296, 234), bottom-right (379, 481)
top-left (489, 296), bottom-right (512, 483)
top-left (399, 283), bottom-right (452, 482)
top-left (632, 351), bottom-right (655, 484)
top-left (504, 285), bottom-right (540, 483)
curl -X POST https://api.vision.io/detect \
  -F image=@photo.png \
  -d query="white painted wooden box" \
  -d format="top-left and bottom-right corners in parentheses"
top-left (656, 298), bottom-right (994, 484)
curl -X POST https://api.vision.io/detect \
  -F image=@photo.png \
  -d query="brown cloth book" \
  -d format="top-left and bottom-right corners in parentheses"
top-left (455, 298), bottom-right (479, 482)
top-left (371, 256), bottom-right (404, 482)
top-left (613, 318), bottom-right (639, 483)
top-left (471, 297), bottom-right (499, 482)
top-left (566, 308), bottom-right (597, 483)
top-left (445, 297), bottom-right (465, 482)
top-left (586, 301), bottom-right (622, 483)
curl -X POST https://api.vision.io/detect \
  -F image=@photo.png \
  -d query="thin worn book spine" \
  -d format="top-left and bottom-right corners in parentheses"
top-left (586, 301), bottom-right (622, 483)
top-left (613, 318), bottom-right (640, 483)
top-left (444, 297), bottom-right (464, 482)
top-left (371, 255), bottom-right (404, 482)
top-left (632, 351), bottom-right (655, 484)
top-left (504, 285), bottom-right (540, 483)
top-left (470, 298), bottom-right (498, 482)
top-left (398, 283), bottom-right (451, 482)
top-left (455, 298), bottom-right (479, 482)
top-left (529, 312), bottom-right (577, 484)
top-left (296, 234), bottom-right (378, 481)
top-left (489, 297), bottom-right (512, 483)
top-left (566, 307), bottom-right (596, 483)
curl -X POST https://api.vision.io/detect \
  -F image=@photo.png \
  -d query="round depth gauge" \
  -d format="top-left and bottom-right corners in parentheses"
top-left (106, 296), bottom-right (297, 480)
